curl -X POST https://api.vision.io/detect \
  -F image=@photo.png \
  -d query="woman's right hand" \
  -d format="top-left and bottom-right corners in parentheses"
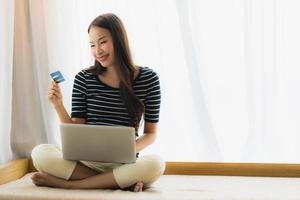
top-left (47, 81), bottom-right (63, 108)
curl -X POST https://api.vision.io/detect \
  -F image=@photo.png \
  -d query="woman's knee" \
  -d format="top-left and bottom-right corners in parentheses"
top-left (113, 155), bottom-right (165, 188)
top-left (140, 155), bottom-right (166, 181)
top-left (31, 144), bottom-right (59, 172)
top-left (137, 155), bottom-right (166, 185)
top-left (31, 144), bottom-right (77, 179)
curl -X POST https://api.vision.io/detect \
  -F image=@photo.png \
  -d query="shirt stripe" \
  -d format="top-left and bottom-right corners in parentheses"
top-left (71, 66), bottom-right (161, 130)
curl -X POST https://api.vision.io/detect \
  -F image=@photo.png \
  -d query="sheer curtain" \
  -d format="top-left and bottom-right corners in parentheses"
top-left (178, 0), bottom-right (300, 162)
top-left (1, 0), bottom-right (300, 164)
top-left (0, 0), bottom-right (14, 164)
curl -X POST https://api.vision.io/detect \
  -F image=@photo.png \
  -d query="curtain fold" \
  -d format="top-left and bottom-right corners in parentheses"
top-left (0, 0), bottom-right (14, 164)
top-left (241, 0), bottom-right (285, 162)
top-left (175, 0), bottom-right (222, 161)
top-left (11, 0), bottom-right (51, 159)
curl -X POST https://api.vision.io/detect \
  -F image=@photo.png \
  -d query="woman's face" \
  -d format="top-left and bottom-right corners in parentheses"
top-left (89, 26), bottom-right (115, 68)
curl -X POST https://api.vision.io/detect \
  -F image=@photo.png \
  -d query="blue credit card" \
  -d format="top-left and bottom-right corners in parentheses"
top-left (50, 70), bottom-right (65, 83)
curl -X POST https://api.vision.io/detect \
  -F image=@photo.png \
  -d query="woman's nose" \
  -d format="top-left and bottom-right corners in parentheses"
top-left (95, 46), bottom-right (103, 56)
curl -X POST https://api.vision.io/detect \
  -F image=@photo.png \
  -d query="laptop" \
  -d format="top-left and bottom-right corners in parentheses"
top-left (60, 123), bottom-right (136, 163)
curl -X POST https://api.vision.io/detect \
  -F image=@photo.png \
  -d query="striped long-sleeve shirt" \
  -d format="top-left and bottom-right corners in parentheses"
top-left (71, 66), bottom-right (161, 135)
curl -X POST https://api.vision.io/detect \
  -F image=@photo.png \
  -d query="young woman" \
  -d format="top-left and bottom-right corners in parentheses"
top-left (31, 13), bottom-right (165, 192)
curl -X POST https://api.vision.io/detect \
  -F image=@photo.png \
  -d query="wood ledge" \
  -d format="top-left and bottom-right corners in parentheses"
top-left (1, 159), bottom-right (300, 185)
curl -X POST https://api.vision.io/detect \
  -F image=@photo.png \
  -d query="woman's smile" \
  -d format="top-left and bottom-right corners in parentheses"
top-left (98, 54), bottom-right (109, 62)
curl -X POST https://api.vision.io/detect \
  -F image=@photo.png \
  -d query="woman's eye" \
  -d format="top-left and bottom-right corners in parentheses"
top-left (100, 41), bottom-right (107, 44)
top-left (90, 45), bottom-right (95, 48)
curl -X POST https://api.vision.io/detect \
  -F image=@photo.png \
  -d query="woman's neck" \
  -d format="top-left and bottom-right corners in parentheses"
top-left (101, 65), bottom-right (139, 84)
top-left (104, 66), bottom-right (119, 80)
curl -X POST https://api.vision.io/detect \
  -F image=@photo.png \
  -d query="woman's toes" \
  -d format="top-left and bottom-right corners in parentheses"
top-left (134, 181), bottom-right (143, 192)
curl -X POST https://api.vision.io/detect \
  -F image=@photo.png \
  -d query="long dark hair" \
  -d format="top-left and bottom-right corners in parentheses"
top-left (87, 13), bottom-right (144, 133)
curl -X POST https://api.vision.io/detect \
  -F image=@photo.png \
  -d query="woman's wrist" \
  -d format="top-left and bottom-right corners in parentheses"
top-left (54, 103), bottom-right (73, 124)
top-left (54, 102), bottom-right (64, 110)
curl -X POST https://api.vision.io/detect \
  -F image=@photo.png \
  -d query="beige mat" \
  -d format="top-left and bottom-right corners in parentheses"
top-left (1, 173), bottom-right (300, 199)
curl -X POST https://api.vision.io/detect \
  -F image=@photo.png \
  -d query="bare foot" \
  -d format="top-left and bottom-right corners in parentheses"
top-left (124, 181), bottom-right (144, 192)
top-left (31, 172), bottom-right (70, 189)
top-left (133, 181), bottom-right (144, 192)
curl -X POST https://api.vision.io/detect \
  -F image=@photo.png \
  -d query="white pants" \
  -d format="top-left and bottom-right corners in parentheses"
top-left (31, 144), bottom-right (165, 188)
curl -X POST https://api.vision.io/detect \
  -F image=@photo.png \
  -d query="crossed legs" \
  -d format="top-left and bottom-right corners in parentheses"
top-left (31, 161), bottom-right (143, 192)
top-left (31, 144), bottom-right (164, 192)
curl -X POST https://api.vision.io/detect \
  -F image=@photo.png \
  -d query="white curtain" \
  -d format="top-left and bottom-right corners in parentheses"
top-left (1, 0), bottom-right (300, 164)
top-left (0, 0), bottom-right (14, 164)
